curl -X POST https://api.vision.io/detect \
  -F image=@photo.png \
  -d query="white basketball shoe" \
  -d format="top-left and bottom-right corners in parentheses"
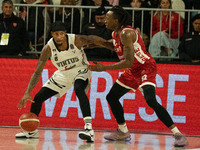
top-left (15, 129), bottom-right (39, 138)
top-left (79, 123), bottom-right (94, 142)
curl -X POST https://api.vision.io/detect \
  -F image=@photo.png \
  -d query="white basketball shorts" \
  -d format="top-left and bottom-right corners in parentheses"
top-left (43, 67), bottom-right (91, 98)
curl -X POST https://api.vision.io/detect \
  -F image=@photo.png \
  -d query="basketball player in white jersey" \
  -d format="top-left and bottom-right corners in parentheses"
top-left (16, 21), bottom-right (113, 142)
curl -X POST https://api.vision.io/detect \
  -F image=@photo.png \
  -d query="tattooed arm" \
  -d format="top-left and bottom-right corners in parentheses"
top-left (88, 29), bottom-right (136, 71)
top-left (18, 44), bottom-right (51, 109)
top-left (75, 35), bottom-right (114, 51)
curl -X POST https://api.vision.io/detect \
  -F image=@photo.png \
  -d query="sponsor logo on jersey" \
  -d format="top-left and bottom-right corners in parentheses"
top-left (135, 47), bottom-right (150, 64)
top-left (113, 39), bottom-right (117, 46)
top-left (115, 45), bottom-right (122, 52)
top-left (56, 57), bottom-right (79, 67)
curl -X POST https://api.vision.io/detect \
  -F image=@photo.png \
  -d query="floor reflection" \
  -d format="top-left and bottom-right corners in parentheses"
top-left (2, 128), bottom-right (198, 150)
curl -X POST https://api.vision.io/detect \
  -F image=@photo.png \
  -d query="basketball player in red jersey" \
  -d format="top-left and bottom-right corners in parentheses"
top-left (88, 6), bottom-right (188, 147)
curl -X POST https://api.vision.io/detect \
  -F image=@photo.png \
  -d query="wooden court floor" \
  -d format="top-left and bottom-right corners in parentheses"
top-left (0, 127), bottom-right (200, 150)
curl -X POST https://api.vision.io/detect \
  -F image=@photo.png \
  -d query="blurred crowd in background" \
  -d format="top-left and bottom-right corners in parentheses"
top-left (0, 0), bottom-right (199, 63)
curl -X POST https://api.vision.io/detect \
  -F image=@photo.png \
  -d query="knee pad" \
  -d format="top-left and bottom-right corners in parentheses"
top-left (106, 90), bottom-right (119, 102)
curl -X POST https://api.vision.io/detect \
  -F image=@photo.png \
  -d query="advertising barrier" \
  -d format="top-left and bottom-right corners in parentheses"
top-left (0, 58), bottom-right (199, 135)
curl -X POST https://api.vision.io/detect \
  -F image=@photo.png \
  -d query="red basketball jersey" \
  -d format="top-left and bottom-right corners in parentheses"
top-left (112, 26), bottom-right (154, 66)
top-left (112, 26), bottom-right (157, 90)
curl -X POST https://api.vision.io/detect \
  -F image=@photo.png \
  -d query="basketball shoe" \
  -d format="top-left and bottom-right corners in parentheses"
top-left (79, 123), bottom-right (94, 142)
top-left (174, 134), bottom-right (189, 147)
top-left (104, 129), bottom-right (131, 141)
top-left (15, 129), bottom-right (39, 138)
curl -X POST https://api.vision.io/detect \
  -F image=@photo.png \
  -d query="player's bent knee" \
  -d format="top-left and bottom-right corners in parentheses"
top-left (106, 93), bottom-right (111, 102)
top-left (106, 92), bottom-right (118, 104)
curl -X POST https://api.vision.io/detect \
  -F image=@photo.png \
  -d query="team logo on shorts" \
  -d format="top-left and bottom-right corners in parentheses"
top-left (142, 74), bottom-right (147, 81)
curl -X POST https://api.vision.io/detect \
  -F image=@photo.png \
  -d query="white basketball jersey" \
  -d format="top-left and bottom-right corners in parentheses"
top-left (47, 34), bottom-right (89, 71)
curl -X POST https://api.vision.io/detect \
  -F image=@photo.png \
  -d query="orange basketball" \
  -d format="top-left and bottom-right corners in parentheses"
top-left (19, 112), bottom-right (40, 132)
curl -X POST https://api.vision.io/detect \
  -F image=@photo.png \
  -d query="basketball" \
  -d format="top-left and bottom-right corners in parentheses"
top-left (19, 112), bottom-right (40, 132)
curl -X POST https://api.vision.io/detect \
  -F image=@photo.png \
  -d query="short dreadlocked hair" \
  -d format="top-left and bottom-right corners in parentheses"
top-left (110, 6), bottom-right (132, 29)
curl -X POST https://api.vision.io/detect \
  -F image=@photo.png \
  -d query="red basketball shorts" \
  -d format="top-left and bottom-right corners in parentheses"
top-left (117, 61), bottom-right (157, 91)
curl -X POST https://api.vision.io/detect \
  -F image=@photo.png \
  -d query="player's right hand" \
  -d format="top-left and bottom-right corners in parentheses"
top-left (17, 93), bottom-right (35, 109)
top-left (88, 62), bottom-right (105, 72)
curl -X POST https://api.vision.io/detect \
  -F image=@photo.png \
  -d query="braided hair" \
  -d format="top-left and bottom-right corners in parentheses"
top-left (110, 6), bottom-right (132, 30)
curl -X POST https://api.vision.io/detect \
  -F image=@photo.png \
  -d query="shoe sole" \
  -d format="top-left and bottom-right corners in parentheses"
top-left (174, 136), bottom-right (189, 147)
top-left (79, 133), bottom-right (94, 142)
top-left (174, 142), bottom-right (189, 147)
top-left (16, 136), bottom-right (27, 138)
top-left (16, 133), bottom-right (39, 139)
top-left (16, 136), bottom-right (39, 139)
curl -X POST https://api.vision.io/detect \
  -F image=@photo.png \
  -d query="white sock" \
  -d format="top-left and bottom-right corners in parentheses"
top-left (84, 117), bottom-right (92, 130)
top-left (171, 127), bottom-right (181, 134)
top-left (118, 123), bottom-right (128, 133)
top-left (84, 116), bottom-right (92, 124)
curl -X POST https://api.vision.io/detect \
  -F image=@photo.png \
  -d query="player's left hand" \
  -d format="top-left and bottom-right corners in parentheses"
top-left (18, 93), bottom-right (34, 109)
top-left (88, 62), bottom-right (105, 72)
